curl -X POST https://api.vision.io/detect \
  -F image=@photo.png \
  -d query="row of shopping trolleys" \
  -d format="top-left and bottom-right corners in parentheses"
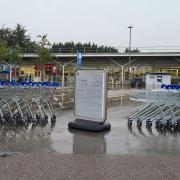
top-left (128, 102), bottom-right (180, 130)
top-left (0, 97), bottom-right (56, 126)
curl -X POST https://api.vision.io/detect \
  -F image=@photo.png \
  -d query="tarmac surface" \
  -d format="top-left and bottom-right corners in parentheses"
top-left (0, 89), bottom-right (180, 179)
top-left (1, 153), bottom-right (180, 180)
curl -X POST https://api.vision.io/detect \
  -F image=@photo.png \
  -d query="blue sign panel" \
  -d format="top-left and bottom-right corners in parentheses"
top-left (77, 52), bottom-right (83, 66)
top-left (0, 65), bottom-right (10, 73)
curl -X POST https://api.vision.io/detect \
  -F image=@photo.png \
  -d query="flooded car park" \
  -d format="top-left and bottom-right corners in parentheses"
top-left (1, 88), bottom-right (180, 156)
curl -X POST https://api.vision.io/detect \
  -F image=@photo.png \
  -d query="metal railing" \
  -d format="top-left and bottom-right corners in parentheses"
top-left (20, 46), bottom-right (180, 54)
top-left (21, 48), bottom-right (118, 54)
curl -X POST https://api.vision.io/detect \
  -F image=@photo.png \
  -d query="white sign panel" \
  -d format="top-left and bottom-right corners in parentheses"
top-left (75, 69), bottom-right (107, 122)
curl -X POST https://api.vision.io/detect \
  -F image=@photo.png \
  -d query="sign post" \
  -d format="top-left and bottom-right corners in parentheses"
top-left (77, 51), bottom-right (83, 66)
top-left (68, 69), bottom-right (111, 132)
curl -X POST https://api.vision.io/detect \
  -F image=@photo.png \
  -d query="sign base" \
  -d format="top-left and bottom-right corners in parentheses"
top-left (68, 119), bottom-right (111, 132)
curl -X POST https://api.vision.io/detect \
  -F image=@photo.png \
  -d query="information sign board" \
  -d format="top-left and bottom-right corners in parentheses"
top-left (75, 69), bottom-right (107, 122)
top-left (77, 52), bottom-right (83, 66)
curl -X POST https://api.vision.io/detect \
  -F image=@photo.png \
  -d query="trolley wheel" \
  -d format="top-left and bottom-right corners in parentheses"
top-left (44, 115), bottom-right (48, 123)
top-left (51, 117), bottom-right (56, 124)
top-left (166, 119), bottom-right (171, 129)
top-left (10, 118), bottom-right (16, 126)
top-left (4, 114), bottom-right (10, 121)
top-left (36, 115), bottom-right (41, 124)
top-left (162, 121), bottom-right (167, 130)
top-left (32, 118), bottom-right (37, 124)
top-left (174, 122), bottom-right (178, 129)
top-left (25, 117), bottom-right (29, 126)
top-left (19, 117), bottom-right (26, 126)
top-left (155, 120), bottom-right (160, 128)
top-left (127, 120), bottom-right (132, 127)
top-left (127, 118), bottom-right (132, 127)
top-left (36, 114), bottom-right (40, 119)
top-left (27, 114), bottom-right (33, 123)
top-left (0, 117), bottom-right (6, 124)
top-left (40, 118), bottom-right (48, 126)
top-left (15, 115), bottom-right (22, 124)
top-left (146, 122), bottom-right (152, 128)
top-left (44, 115), bottom-right (48, 119)
top-left (146, 121), bottom-right (152, 128)
top-left (146, 119), bottom-right (152, 128)
top-left (27, 118), bottom-right (32, 124)
top-left (52, 114), bottom-right (56, 120)
top-left (169, 120), bottom-right (175, 129)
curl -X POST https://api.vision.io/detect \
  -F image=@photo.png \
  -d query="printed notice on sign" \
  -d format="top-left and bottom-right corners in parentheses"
top-left (75, 69), bottom-right (107, 122)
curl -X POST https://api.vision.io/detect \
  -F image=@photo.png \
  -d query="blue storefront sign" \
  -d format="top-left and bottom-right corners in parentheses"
top-left (0, 65), bottom-right (10, 73)
top-left (77, 51), bottom-right (83, 66)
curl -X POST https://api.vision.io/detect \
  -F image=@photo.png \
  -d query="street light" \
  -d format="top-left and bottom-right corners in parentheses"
top-left (128, 26), bottom-right (133, 88)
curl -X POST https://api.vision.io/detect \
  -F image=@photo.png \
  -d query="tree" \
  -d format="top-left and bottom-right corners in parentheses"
top-left (0, 42), bottom-right (22, 81)
top-left (35, 34), bottom-right (51, 81)
top-left (0, 26), bottom-right (12, 45)
top-left (11, 24), bottom-right (31, 48)
top-left (51, 41), bottom-right (118, 53)
top-left (0, 41), bottom-right (11, 63)
top-left (0, 24), bottom-right (32, 48)
top-left (125, 48), bottom-right (140, 53)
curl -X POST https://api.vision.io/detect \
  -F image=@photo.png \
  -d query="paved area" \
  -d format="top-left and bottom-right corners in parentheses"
top-left (0, 89), bottom-right (180, 179)
top-left (1, 153), bottom-right (180, 180)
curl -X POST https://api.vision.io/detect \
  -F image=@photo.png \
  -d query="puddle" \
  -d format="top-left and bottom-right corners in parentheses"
top-left (1, 92), bottom-right (180, 155)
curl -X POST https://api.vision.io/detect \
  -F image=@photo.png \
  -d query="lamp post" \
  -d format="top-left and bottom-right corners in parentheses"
top-left (128, 26), bottom-right (133, 88)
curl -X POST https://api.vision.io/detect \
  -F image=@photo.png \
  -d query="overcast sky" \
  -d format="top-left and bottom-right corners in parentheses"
top-left (0, 0), bottom-right (180, 48)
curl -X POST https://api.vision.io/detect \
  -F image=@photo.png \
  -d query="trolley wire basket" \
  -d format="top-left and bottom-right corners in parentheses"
top-left (0, 86), bottom-right (57, 126)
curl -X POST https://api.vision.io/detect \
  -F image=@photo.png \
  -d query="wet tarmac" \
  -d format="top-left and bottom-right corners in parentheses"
top-left (1, 91), bottom-right (180, 156)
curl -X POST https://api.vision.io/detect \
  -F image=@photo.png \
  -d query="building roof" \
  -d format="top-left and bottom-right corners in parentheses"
top-left (145, 72), bottom-right (171, 75)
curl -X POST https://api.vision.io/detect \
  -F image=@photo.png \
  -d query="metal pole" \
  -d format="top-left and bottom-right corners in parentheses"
top-left (62, 66), bottom-right (65, 86)
top-left (10, 64), bottom-right (12, 82)
top-left (128, 26), bottom-right (133, 88)
top-left (108, 57), bottom-right (139, 89)
top-left (122, 66), bottom-right (124, 88)
top-left (52, 58), bottom-right (75, 87)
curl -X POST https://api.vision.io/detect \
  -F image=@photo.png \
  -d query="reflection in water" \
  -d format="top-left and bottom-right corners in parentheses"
top-left (128, 126), bottom-right (138, 137)
top-left (128, 125), bottom-right (154, 136)
top-left (0, 124), bottom-right (53, 153)
top-left (69, 129), bottom-right (107, 154)
top-left (128, 124), bottom-right (180, 137)
top-left (137, 127), bottom-right (146, 136)
top-left (146, 127), bottom-right (153, 135)
top-left (128, 126), bottom-right (147, 136)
